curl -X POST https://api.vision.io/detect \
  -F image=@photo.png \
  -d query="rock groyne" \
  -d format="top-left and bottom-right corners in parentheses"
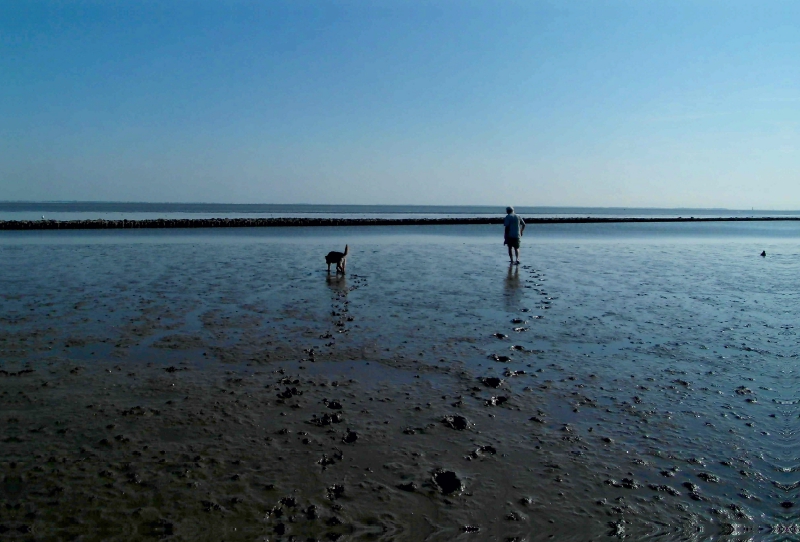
top-left (1, 216), bottom-right (798, 230)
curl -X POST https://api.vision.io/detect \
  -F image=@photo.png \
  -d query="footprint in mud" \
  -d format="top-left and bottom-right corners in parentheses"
top-left (489, 354), bottom-right (512, 362)
top-left (441, 415), bottom-right (470, 430)
top-left (432, 469), bottom-right (463, 495)
top-left (309, 413), bottom-right (343, 426)
top-left (277, 387), bottom-right (302, 399)
top-left (480, 377), bottom-right (504, 388)
top-left (470, 445), bottom-right (497, 458)
top-left (327, 484), bottom-right (345, 500)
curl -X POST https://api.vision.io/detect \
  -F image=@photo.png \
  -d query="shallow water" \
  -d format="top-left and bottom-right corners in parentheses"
top-left (4, 201), bottom-right (799, 222)
top-left (2, 222), bottom-right (800, 539)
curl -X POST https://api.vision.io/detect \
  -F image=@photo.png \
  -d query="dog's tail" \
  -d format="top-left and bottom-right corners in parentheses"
top-left (343, 244), bottom-right (349, 256)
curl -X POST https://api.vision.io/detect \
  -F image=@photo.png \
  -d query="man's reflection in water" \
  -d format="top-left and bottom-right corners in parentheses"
top-left (504, 263), bottom-right (522, 311)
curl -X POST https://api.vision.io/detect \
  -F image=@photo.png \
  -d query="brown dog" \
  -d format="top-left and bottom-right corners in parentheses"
top-left (325, 245), bottom-right (348, 274)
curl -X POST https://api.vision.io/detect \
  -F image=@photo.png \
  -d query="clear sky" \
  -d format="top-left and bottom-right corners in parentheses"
top-left (2, 1), bottom-right (798, 208)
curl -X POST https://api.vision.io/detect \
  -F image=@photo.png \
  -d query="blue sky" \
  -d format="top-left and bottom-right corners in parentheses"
top-left (2, 1), bottom-right (798, 208)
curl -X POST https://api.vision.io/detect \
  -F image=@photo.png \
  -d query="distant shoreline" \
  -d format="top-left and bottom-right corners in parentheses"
top-left (2, 216), bottom-right (799, 230)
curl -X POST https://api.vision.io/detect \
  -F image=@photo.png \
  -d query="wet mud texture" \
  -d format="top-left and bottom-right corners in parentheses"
top-left (1, 229), bottom-right (799, 540)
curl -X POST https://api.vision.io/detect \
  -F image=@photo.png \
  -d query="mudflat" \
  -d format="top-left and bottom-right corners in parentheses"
top-left (1, 224), bottom-right (797, 540)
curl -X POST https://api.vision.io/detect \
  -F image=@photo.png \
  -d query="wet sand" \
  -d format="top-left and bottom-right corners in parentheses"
top-left (1, 224), bottom-right (799, 540)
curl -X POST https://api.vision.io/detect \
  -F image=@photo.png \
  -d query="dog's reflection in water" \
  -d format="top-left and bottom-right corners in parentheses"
top-left (326, 274), bottom-right (348, 292)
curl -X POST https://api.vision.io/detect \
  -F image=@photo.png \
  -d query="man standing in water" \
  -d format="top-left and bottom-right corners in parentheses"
top-left (503, 206), bottom-right (526, 265)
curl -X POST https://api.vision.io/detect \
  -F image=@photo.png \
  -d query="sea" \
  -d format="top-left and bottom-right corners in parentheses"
top-left (1, 201), bottom-right (799, 222)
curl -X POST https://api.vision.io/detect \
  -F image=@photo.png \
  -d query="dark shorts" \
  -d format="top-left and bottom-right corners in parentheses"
top-left (506, 237), bottom-right (520, 249)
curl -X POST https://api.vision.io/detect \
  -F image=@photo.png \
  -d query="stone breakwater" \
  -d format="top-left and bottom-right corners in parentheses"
top-left (1, 216), bottom-right (798, 230)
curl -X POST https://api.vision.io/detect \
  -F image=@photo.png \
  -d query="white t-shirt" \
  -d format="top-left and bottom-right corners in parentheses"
top-left (504, 213), bottom-right (525, 238)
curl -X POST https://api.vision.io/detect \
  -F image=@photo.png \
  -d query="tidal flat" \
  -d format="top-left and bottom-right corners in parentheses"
top-left (1, 223), bottom-right (799, 541)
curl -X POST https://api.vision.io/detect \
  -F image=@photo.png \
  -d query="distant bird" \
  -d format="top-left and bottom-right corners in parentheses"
top-left (760, 251), bottom-right (766, 257)
top-left (41, 216), bottom-right (45, 220)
